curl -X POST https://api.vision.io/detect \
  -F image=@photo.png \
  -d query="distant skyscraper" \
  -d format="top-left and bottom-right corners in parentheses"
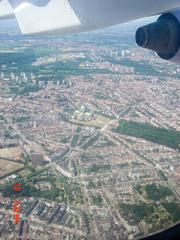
top-left (1, 72), bottom-right (4, 79)
top-left (11, 72), bottom-right (15, 80)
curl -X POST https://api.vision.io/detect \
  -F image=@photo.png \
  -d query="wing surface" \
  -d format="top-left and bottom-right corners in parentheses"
top-left (0, 0), bottom-right (13, 19)
top-left (1, 0), bottom-right (180, 34)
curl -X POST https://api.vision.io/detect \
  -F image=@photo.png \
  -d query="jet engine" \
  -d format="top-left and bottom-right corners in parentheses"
top-left (136, 11), bottom-right (180, 64)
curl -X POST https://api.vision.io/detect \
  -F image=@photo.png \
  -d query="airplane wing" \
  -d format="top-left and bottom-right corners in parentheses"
top-left (1, 0), bottom-right (180, 64)
top-left (0, 0), bottom-right (180, 35)
top-left (0, 0), bottom-right (13, 19)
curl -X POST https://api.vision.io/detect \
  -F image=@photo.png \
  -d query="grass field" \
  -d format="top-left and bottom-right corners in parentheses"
top-left (69, 114), bottom-right (112, 128)
top-left (0, 159), bottom-right (24, 178)
top-left (18, 168), bottom-right (32, 177)
top-left (0, 147), bottom-right (23, 161)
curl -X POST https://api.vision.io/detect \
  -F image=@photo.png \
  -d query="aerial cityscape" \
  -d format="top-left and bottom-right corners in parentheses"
top-left (0, 19), bottom-right (179, 240)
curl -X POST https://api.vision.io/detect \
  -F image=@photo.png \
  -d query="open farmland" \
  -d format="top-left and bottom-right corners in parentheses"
top-left (0, 147), bottom-right (23, 161)
top-left (0, 159), bottom-right (24, 178)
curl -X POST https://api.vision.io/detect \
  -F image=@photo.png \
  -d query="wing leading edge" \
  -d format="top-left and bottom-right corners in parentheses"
top-left (1, 0), bottom-right (180, 35)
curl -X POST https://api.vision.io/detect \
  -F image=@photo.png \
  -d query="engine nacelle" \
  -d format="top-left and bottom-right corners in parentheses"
top-left (136, 10), bottom-right (180, 64)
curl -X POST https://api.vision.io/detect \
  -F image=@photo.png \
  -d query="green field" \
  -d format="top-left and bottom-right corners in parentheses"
top-left (69, 114), bottom-right (113, 128)
top-left (0, 159), bottom-right (24, 178)
top-left (115, 120), bottom-right (180, 150)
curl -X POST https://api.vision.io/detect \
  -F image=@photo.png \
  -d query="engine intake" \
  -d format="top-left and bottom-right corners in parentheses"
top-left (136, 11), bottom-right (180, 63)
